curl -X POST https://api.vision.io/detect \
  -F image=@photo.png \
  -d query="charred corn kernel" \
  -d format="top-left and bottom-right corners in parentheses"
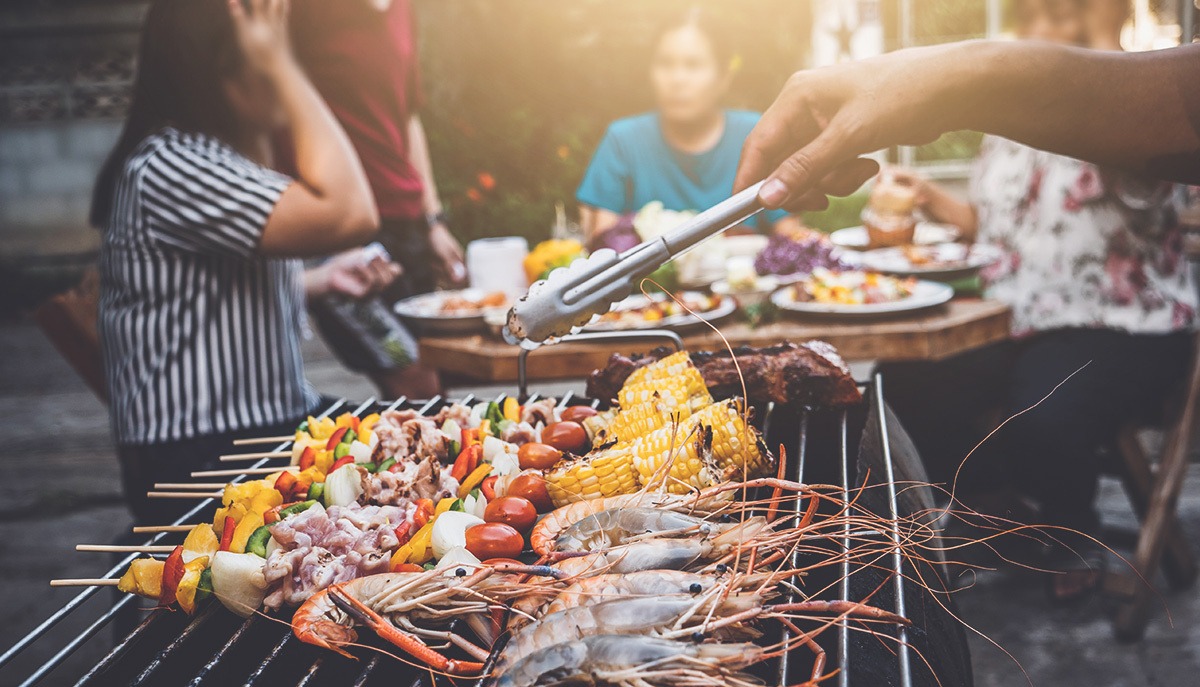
top-left (581, 410), bottom-right (613, 443)
top-left (601, 396), bottom-right (684, 444)
top-left (544, 447), bottom-right (639, 506)
top-left (630, 421), bottom-right (714, 493)
top-left (631, 399), bottom-right (770, 492)
top-left (624, 351), bottom-right (709, 400)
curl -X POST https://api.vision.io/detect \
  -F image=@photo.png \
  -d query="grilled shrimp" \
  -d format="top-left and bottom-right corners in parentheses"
top-left (498, 594), bottom-right (767, 673)
top-left (292, 564), bottom-right (561, 674)
top-left (491, 635), bottom-right (763, 687)
top-left (554, 507), bottom-right (769, 554)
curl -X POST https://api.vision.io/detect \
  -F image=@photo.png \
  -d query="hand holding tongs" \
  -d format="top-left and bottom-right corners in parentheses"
top-left (504, 181), bottom-right (765, 348)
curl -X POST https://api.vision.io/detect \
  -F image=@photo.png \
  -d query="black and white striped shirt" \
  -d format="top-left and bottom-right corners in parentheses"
top-left (99, 128), bottom-right (319, 445)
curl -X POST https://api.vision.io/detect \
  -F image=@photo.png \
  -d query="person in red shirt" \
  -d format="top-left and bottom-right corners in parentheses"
top-left (290, 0), bottom-right (464, 397)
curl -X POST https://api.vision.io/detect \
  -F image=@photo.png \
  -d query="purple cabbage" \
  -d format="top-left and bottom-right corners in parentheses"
top-left (754, 234), bottom-right (847, 278)
top-left (588, 214), bottom-right (641, 253)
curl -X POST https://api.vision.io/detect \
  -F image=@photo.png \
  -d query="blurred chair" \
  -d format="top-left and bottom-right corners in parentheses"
top-left (1107, 218), bottom-right (1200, 640)
top-left (32, 266), bottom-right (108, 404)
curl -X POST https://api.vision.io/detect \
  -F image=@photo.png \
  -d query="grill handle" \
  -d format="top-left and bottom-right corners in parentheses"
top-left (516, 329), bottom-right (683, 399)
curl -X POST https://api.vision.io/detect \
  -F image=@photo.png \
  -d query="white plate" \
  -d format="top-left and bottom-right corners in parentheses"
top-left (393, 289), bottom-right (508, 335)
top-left (771, 279), bottom-right (954, 317)
top-left (829, 223), bottom-right (961, 250)
top-left (582, 293), bottom-right (736, 332)
top-left (859, 243), bottom-right (1003, 279)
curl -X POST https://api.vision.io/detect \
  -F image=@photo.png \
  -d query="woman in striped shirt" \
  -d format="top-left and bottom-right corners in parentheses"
top-left (91, 0), bottom-right (385, 522)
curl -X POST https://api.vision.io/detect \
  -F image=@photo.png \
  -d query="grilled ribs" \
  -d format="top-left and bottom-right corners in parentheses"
top-left (586, 341), bottom-right (862, 408)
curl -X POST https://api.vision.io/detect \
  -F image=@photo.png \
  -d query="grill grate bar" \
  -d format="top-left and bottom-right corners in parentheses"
top-left (186, 615), bottom-right (258, 686)
top-left (775, 406), bottom-right (808, 684)
top-left (873, 374), bottom-right (913, 687)
top-left (350, 656), bottom-right (381, 687)
top-left (244, 631), bottom-right (294, 685)
top-left (295, 657), bottom-right (323, 686)
top-left (129, 604), bottom-right (219, 685)
top-left (19, 593), bottom-right (140, 687)
top-left (837, 410), bottom-right (852, 687)
top-left (73, 599), bottom-right (168, 684)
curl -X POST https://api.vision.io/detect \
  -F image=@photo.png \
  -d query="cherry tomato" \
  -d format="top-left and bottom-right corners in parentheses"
top-left (484, 496), bottom-right (538, 533)
top-left (507, 472), bottom-right (554, 512)
top-left (465, 523), bottom-right (524, 560)
top-left (560, 406), bottom-right (598, 424)
top-left (542, 421), bottom-right (589, 453)
top-left (518, 443), bottom-right (563, 470)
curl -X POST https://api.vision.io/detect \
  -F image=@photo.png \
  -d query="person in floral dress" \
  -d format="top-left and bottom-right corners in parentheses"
top-left (881, 0), bottom-right (1197, 602)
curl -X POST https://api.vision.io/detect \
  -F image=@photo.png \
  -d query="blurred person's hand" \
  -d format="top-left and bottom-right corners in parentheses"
top-left (228, 0), bottom-right (293, 73)
top-left (306, 248), bottom-right (402, 300)
top-left (429, 221), bottom-right (467, 287)
top-left (881, 167), bottom-right (932, 208)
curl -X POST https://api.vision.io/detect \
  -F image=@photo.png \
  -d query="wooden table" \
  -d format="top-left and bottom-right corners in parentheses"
top-left (419, 298), bottom-right (1012, 384)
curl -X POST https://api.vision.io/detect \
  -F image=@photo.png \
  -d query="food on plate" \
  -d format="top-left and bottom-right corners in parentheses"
top-left (753, 231), bottom-right (847, 279)
top-left (587, 342), bottom-right (863, 409)
top-left (795, 268), bottom-right (917, 306)
top-left (863, 173), bottom-right (918, 248)
top-left (524, 238), bottom-right (585, 282)
top-left (592, 291), bottom-right (722, 328)
top-left (439, 290), bottom-right (507, 314)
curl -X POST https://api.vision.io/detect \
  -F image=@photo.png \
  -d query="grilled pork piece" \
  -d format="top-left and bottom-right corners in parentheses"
top-left (586, 341), bottom-right (861, 408)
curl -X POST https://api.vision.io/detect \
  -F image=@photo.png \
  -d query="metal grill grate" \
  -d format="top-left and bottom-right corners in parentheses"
top-left (1, 380), bottom-right (969, 686)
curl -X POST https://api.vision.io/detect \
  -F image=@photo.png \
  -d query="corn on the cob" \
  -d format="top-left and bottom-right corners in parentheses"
top-left (544, 446), bottom-right (640, 506)
top-left (631, 399), bottom-right (771, 493)
top-left (601, 394), bottom-right (686, 445)
top-left (626, 351), bottom-right (709, 400)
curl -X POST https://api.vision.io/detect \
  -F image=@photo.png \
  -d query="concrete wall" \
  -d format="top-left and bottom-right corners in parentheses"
top-left (0, 120), bottom-right (120, 258)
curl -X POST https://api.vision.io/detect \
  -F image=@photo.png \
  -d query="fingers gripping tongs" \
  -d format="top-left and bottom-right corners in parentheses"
top-left (504, 181), bottom-right (765, 348)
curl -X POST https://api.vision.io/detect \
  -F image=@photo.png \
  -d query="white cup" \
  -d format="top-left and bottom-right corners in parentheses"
top-left (466, 237), bottom-right (529, 299)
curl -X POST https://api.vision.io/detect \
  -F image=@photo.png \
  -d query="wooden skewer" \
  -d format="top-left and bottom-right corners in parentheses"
top-left (231, 434), bottom-right (292, 444)
top-left (153, 483), bottom-right (229, 490)
top-left (51, 578), bottom-right (121, 587)
top-left (192, 466), bottom-right (295, 478)
top-left (219, 451), bottom-right (288, 462)
top-left (147, 491), bottom-right (223, 499)
top-left (77, 544), bottom-right (177, 553)
top-left (132, 525), bottom-right (195, 533)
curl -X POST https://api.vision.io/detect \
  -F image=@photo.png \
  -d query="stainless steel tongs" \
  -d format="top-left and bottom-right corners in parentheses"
top-left (504, 181), bottom-right (765, 348)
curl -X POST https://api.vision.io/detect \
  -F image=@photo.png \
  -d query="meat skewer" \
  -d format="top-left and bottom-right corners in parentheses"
top-left (193, 466), bottom-right (297, 478)
top-left (232, 435), bottom-right (293, 446)
top-left (219, 451), bottom-right (288, 462)
top-left (77, 545), bottom-right (177, 553)
top-left (146, 491), bottom-right (223, 499)
top-left (51, 579), bottom-right (121, 587)
top-left (154, 483), bottom-right (228, 490)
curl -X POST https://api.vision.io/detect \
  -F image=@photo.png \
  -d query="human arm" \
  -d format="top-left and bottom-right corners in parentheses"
top-left (579, 205), bottom-right (623, 242)
top-left (408, 115), bottom-right (467, 285)
top-left (735, 40), bottom-right (1200, 211)
top-left (229, 0), bottom-right (379, 257)
top-left (886, 168), bottom-right (978, 241)
top-left (304, 247), bottom-right (402, 300)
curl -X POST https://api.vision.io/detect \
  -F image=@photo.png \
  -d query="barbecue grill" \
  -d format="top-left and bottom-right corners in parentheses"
top-left (0, 351), bottom-right (973, 686)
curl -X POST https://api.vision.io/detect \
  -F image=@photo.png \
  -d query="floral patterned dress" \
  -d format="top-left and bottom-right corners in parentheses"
top-left (971, 135), bottom-right (1197, 337)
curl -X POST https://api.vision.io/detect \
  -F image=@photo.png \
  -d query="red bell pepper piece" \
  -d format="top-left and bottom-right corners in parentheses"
top-left (218, 515), bottom-right (236, 552)
top-left (350, 415), bottom-right (361, 432)
top-left (460, 427), bottom-right (476, 449)
top-left (274, 471), bottom-right (299, 499)
top-left (393, 520), bottom-right (411, 546)
top-left (158, 545), bottom-right (185, 608)
top-left (392, 562), bottom-right (423, 573)
top-left (297, 446), bottom-right (316, 471)
top-left (480, 475), bottom-right (498, 502)
top-left (325, 427), bottom-right (349, 450)
top-left (451, 444), bottom-right (481, 482)
top-left (263, 505), bottom-right (282, 525)
top-left (329, 455), bottom-right (355, 474)
top-left (412, 499), bottom-right (434, 531)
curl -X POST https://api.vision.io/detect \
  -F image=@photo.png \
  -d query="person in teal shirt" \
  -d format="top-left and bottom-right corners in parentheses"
top-left (577, 8), bottom-right (799, 242)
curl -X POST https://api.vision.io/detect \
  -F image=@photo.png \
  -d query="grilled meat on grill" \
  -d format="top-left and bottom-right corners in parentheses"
top-left (586, 341), bottom-right (861, 408)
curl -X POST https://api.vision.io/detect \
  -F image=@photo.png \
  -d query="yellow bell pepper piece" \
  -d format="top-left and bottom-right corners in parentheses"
top-left (182, 524), bottom-right (219, 560)
top-left (229, 511), bottom-right (265, 554)
top-left (249, 488), bottom-right (283, 515)
top-left (290, 434), bottom-right (324, 464)
top-left (458, 463), bottom-right (493, 498)
top-left (389, 543), bottom-right (414, 570)
top-left (315, 448), bottom-right (335, 475)
top-left (360, 413), bottom-right (381, 432)
top-left (214, 502), bottom-right (248, 532)
top-left (117, 559), bottom-right (164, 599)
top-left (435, 497), bottom-right (457, 516)
top-left (407, 522), bottom-right (435, 564)
top-left (175, 556), bottom-right (210, 614)
top-left (503, 397), bottom-right (520, 422)
top-left (479, 419), bottom-right (491, 437)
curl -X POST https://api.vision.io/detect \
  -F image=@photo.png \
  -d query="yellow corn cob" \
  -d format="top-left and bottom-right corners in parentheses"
top-left (629, 418), bottom-right (713, 493)
top-left (601, 393), bottom-right (688, 445)
top-left (544, 446), bottom-right (640, 506)
top-left (631, 399), bottom-right (771, 493)
top-left (626, 351), bottom-right (709, 400)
